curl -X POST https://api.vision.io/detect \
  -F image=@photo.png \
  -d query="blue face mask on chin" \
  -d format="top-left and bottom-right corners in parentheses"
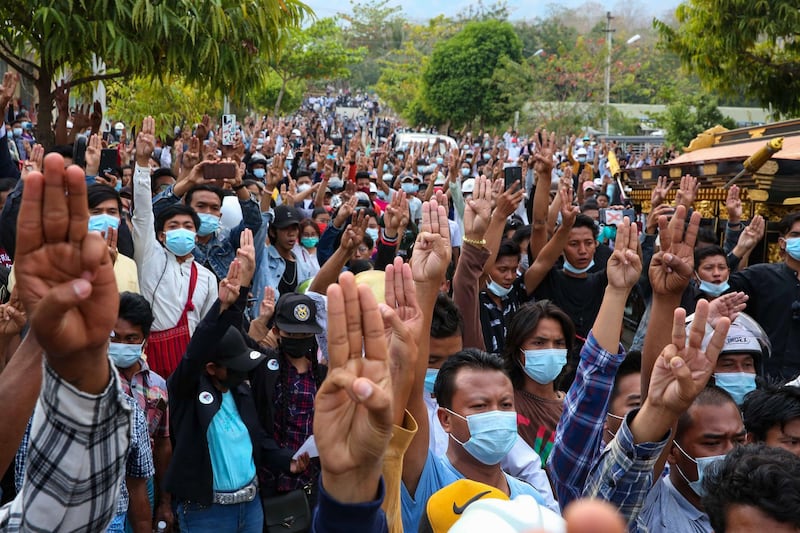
top-left (564, 258), bottom-right (595, 274)
top-left (713, 372), bottom-right (756, 405)
top-left (698, 279), bottom-right (730, 297)
top-left (446, 408), bottom-right (518, 465)
top-left (673, 441), bottom-right (725, 497)
top-left (487, 278), bottom-right (512, 298)
top-left (521, 348), bottom-right (567, 384)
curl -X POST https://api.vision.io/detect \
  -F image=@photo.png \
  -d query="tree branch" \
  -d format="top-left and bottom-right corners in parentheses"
top-left (0, 48), bottom-right (37, 82)
top-left (0, 41), bottom-right (39, 73)
top-left (66, 69), bottom-right (132, 90)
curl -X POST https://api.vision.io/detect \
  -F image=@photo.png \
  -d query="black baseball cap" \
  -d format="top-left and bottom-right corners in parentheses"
top-left (274, 294), bottom-right (323, 334)
top-left (272, 205), bottom-right (302, 229)
top-left (211, 326), bottom-right (267, 372)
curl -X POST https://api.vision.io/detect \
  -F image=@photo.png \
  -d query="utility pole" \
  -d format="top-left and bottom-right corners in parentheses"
top-left (604, 11), bottom-right (615, 136)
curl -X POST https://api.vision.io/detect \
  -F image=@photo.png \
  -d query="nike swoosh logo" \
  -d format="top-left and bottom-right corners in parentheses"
top-left (452, 490), bottom-right (492, 514)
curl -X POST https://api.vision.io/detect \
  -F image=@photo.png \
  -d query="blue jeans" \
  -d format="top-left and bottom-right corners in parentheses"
top-left (106, 513), bottom-right (126, 533)
top-left (177, 497), bottom-right (263, 533)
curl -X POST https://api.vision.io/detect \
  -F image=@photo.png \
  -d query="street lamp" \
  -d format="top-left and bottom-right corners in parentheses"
top-left (604, 13), bottom-right (641, 136)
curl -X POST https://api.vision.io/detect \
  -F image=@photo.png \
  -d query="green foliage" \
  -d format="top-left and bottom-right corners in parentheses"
top-left (106, 75), bottom-right (220, 138)
top-left (650, 94), bottom-right (737, 148)
top-left (339, 0), bottom-right (406, 88)
top-left (248, 71), bottom-right (306, 116)
top-left (420, 19), bottom-right (523, 128)
top-left (655, 0), bottom-right (800, 116)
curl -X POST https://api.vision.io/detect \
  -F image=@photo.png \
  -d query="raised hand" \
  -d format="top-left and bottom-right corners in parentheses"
top-left (736, 214), bottom-right (765, 252)
top-left (674, 174), bottom-right (699, 209)
top-left (0, 290), bottom-right (26, 338)
top-left (259, 287), bottom-right (276, 322)
top-left (315, 273), bottom-right (392, 500)
top-left (85, 134), bottom-right (101, 176)
top-left (707, 292), bottom-right (748, 328)
top-left (236, 228), bottom-right (256, 287)
top-left (651, 176), bottom-right (673, 209)
top-left (464, 175), bottom-right (493, 240)
top-left (90, 100), bottom-right (103, 135)
top-left (383, 190), bottom-right (408, 238)
top-left (649, 205), bottom-right (701, 295)
top-left (181, 136), bottom-right (201, 173)
top-left (218, 258), bottom-right (242, 311)
top-left (383, 257), bottom-right (422, 421)
top-left (410, 199), bottom-right (451, 285)
top-left (645, 203), bottom-right (675, 235)
top-left (15, 153), bottom-right (118, 390)
top-left (493, 179), bottom-right (523, 220)
top-left (136, 116), bottom-right (156, 167)
top-left (105, 226), bottom-right (119, 265)
top-left (646, 301), bottom-right (729, 415)
top-left (725, 185), bottom-right (742, 224)
top-left (606, 218), bottom-right (642, 291)
top-left (0, 71), bottom-right (19, 110)
top-left (21, 144), bottom-right (44, 181)
top-left (196, 114), bottom-right (211, 141)
top-left (532, 129), bottom-right (556, 176)
top-left (559, 187), bottom-right (579, 229)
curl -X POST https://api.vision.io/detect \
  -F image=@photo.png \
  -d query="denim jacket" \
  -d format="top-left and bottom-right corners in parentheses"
top-left (153, 186), bottom-right (262, 280)
top-left (251, 245), bottom-right (316, 317)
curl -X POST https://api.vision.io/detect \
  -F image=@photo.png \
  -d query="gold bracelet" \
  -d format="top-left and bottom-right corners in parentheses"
top-left (463, 237), bottom-right (487, 247)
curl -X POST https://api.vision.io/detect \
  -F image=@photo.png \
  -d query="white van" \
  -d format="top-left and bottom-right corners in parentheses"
top-left (393, 132), bottom-right (458, 154)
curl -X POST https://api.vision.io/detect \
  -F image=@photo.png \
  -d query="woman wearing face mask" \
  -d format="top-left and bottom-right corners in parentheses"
top-left (297, 219), bottom-right (321, 276)
top-left (501, 300), bottom-right (575, 465)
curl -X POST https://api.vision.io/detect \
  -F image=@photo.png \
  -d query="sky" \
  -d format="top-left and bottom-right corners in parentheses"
top-left (303, 0), bottom-right (682, 23)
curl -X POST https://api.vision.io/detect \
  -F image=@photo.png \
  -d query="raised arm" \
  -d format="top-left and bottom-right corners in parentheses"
top-left (402, 198), bottom-right (451, 494)
top-left (131, 117), bottom-right (162, 265)
top-left (530, 130), bottom-right (556, 258)
top-left (524, 187), bottom-right (579, 294)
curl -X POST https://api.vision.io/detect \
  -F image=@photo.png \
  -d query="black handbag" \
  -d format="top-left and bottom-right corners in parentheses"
top-left (262, 488), bottom-right (311, 533)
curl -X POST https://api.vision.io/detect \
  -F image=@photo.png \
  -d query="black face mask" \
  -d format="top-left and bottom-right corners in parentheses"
top-left (281, 336), bottom-right (317, 359)
top-left (220, 368), bottom-right (249, 389)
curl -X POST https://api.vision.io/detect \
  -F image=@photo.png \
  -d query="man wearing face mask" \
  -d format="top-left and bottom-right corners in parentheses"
top-left (152, 161), bottom-right (262, 282)
top-left (167, 264), bottom-right (303, 532)
top-left (110, 292), bottom-right (174, 531)
top-left (727, 211), bottom-right (800, 380)
top-left (708, 321), bottom-right (767, 405)
top-left (132, 117), bottom-right (218, 378)
top-left (250, 293), bottom-right (325, 506)
top-left (401, 350), bottom-right (548, 532)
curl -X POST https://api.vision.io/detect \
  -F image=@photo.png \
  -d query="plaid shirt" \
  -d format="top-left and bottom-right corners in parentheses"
top-left (274, 364), bottom-right (318, 492)
top-left (547, 331), bottom-right (626, 510)
top-left (1, 362), bottom-right (131, 532)
top-left (582, 410), bottom-right (670, 531)
top-left (119, 358), bottom-right (170, 439)
top-left (116, 395), bottom-right (155, 516)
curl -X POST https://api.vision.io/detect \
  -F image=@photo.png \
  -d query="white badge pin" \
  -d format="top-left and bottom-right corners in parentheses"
top-left (199, 391), bottom-right (214, 405)
top-left (268, 359), bottom-right (279, 371)
top-left (250, 350), bottom-right (261, 360)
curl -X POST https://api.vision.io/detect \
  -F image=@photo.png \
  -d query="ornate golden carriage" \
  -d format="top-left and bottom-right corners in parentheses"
top-left (623, 120), bottom-right (800, 264)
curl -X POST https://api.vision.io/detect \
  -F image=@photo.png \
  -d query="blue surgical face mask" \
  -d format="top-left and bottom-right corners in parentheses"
top-left (197, 213), bottom-right (220, 237)
top-left (114, 180), bottom-right (123, 192)
top-left (446, 409), bottom-right (518, 465)
top-left (108, 342), bottom-right (144, 368)
top-left (714, 372), bottom-right (756, 405)
top-left (365, 227), bottom-right (379, 241)
top-left (521, 348), bottom-right (567, 384)
top-left (563, 258), bottom-right (595, 274)
top-left (424, 368), bottom-right (438, 394)
top-left (487, 278), bottom-right (512, 298)
top-left (577, 156), bottom-right (587, 163)
top-left (383, 163), bottom-right (389, 172)
top-left (417, 165), bottom-right (426, 174)
top-left (300, 236), bottom-right (319, 249)
top-left (436, 157), bottom-right (444, 165)
top-left (673, 442), bottom-right (725, 497)
top-left (12, 128), bottom-right (22, 138)
top-left (483, 153), bottom-right (491, 161)
top-left (461, 167), bottom-right (471, 177)
top-left (397, 153), bottom-right (404, 161)
top-left (88, 214), bottom-right (121, 236)
top-left (401, 183), bottom-right (418, 194)
top-left (698, 279), bottom-right (730, 297)
top-left (253, 168), bottom-right (266, 179)
top-left (164, 228), bottom-right (196, 256)
top-left (784, 237), bottom-right (800, 261)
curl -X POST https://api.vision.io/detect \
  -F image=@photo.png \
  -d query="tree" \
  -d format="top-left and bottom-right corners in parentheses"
top-left (650, 94), bottom-right (737, 149)
top-left (420, 19), bottom-right (523, 128)
top-left (269, 18), bottom-right (366, 116)
top-left (655, 0), bottom-right (800, 116)
top-left (0, 0), bottom-right (308, 147)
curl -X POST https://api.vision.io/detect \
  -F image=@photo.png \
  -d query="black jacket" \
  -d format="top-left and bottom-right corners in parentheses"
top-left (166, 288), bottom-right (293, 504)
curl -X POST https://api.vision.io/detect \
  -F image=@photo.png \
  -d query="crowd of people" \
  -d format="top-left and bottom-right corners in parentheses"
top-left (0, 67), bottom-right (799, 533)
